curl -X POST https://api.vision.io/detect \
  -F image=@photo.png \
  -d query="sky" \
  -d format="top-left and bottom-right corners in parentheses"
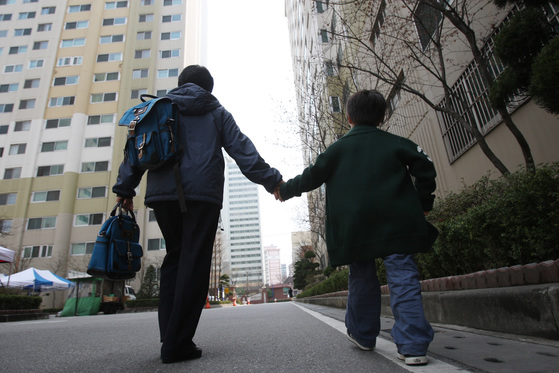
top-left (205, 1), bottom-right (309, 266)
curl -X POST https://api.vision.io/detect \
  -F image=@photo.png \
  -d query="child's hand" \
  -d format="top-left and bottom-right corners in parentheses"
top-left (274, 180), bottom-right (285, 202)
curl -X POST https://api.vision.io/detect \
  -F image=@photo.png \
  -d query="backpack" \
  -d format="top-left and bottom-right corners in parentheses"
top-left (87, 203), bottom-right (143, 280)
top-left (118, 94), bottom-right (187, 212)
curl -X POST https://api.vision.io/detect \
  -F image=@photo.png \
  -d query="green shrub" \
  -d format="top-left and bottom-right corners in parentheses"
top-left (417, 163), bottom-right (559, 279)
top-left (0, 295), bottom-right (43, 310)
top-left (126, 299), bottom-right (159, 308)
top-left (297, 268), bottom-right (349, 298)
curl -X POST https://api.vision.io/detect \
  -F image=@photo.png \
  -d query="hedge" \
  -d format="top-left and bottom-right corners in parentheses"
top-left (0, 295), bottom-right (42, 310)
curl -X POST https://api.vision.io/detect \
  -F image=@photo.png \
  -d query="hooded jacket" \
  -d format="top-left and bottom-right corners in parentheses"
top-left (113, 83), bottom-right (282, 208)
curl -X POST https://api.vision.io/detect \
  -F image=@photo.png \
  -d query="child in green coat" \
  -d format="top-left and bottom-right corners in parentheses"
top-left (276, 90), bottom-right (437, 366)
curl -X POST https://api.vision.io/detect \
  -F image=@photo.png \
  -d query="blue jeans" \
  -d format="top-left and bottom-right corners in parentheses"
top-left (345, 254), bottom-right (434, 355)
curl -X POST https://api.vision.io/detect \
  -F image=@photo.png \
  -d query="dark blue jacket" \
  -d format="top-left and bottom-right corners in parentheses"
top-left (113, 83), bottom-right (282, 208)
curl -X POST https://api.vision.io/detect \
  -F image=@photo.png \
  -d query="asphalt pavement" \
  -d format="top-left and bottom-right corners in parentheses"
top-left (1, 302), bottom-right (558, 372)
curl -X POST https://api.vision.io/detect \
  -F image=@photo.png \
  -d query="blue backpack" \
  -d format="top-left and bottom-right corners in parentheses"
top-left (119, 94), bottom-right (187, 212)
top-left (87, 204), bottom-right (142, 280)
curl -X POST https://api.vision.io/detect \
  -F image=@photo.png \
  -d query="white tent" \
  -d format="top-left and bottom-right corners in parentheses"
top-left (0, 267), bottom-right (74, 292)
top-left (0, 246), bottom-right (15, 263)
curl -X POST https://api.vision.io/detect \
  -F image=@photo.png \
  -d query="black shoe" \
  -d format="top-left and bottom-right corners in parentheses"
top-left (161, 346), bottom-right (202, 364)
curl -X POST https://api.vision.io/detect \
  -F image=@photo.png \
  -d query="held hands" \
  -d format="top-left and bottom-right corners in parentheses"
top-left (116, 196), bottom-right (134, 211)
top-left (274, 180), bottom-right (286, 202)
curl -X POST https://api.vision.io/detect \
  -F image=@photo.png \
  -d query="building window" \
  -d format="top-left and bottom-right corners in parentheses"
top-left (0, 125), bottom-right (7, 134)
top-left (1, 0), bottom-right (16, 4)
top-left (57, 56), bottom-right (82, 66)
top-left (19, 99), bottom-right (36, 109)
top-left (141, 0), bottom-right (153, 5)
top-left (132, 69), bottom-right (149, 79)
top-left (139, 13), bottom-right (154, 22)
top-left (14, 121), bottom-right (31, 131)
top-left (23, 245), bottom-right (53, 258)
top-left (0, 193), bottom-right (16, 205)
top-left (148, 238), bottom-right (166, 251)
top-left (320, 29), bottom-right (329, 43)
top-left (60, 38), bottom-right (85, 48)
top-left (81, 161), bottom-right (109, 173)
top-left (9, 143), bottom-right (26, 155)
top-left (102, 17), bottom-right (126, 26)
top-left (49, 96), bottom-right (75, 107)
top-left (330, 96), bottom-right (341, 113)
top-left (31, 190), bottom-right (60, 202)
top-left (53, 76), bottom-right (78, 86)
top-left (162, 14), bottom-right (181, 22)
top-left (97, 52), bottom-right (122, 62)
top-left (71, 242), bottom-right (95, 255)
top-left (0, 30), bottom-right (6, 37)
top-left (0, 103), bottom-right (14, 112)
top-left (160, 31), bottom-right (180, 40)
top-left (316, 0), bottom-right (328, 13)
top-left (87, 114), bottom-right (114, 125)
top-left (85, 137), bottom-right (111, 148)
top-left (9, 45), bottom-right (27, 54)
top-left (100, 34), bottom-right (124, 44)
top-left (45, 118), bottom-right (71, 129)
top-left (157, 68), bottom-right (178, 78)
top-left (414, 0), bottom-right (443, 51)
top-left (77, 186), bottom-right (107, 199)
top-left (75, 213), bottom-right (104, 226)
top-left (0, 83), bottom-right (18, 92)
top-left (163, 0), bottom-right (182, 5)
top-left (324, 60), bottom-right (335, 77)
top-left (4, 64), bottom-right (22, 73)
top-left (68, 4), bottom-right (91, 13)
top-left (14, 28), bottom-right (32, 36)
top-left (105, 1), bottom-right (128, 9)
top-left (4, 167), bottom-right (21, 179)
top-left (156, 89), bottom-right (170, 97)
top-left (160, 49), bottom-right (179, 59)
top-left (41, 141), bottom-right (68, 152)
top-left (134, 49), bottom-right (150, 59)
top-left (37, 23), bottom-right (52, 32)
top-left (136, 31), bottom-right (152, 40)
top-left (65, 21), bottom-right (88, 29)
top-left (0, 219), bottom-right (12, 233)
top-left (148, 209), bottom-right (157, 221)
top-left (37, 165), bottom-right (64, 177)
top-left (33, 41), bottom-right (48, 50)
top-left (19, 12), bottom-right (36, 20)
top-left (29, 59), bottom-right (44, 68)
top-left (91, 93), bottom-right (117, 103)
top-left (24, 79), bottom-right (40, 88)
top-left (94, 72), bottom-right (120, 82)
top-left (27, 217), bottom-right (56, 230)
top-left (41, 6), bottom-right (56, 15)
top-left (131, 89), bottom-right (147, 100)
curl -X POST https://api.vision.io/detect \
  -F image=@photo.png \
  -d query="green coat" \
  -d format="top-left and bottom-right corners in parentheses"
top-left (280, 125), bottom-right (437, 266)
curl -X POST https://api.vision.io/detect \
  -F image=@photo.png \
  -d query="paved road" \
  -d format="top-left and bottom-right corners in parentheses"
top-left (1, 302), bottom-right (558, 372)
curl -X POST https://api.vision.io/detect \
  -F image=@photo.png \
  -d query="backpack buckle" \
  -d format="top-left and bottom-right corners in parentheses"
top-left (128, 121), bottom-right (136, 136)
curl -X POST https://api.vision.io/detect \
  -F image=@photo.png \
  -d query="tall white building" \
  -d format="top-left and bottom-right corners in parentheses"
top-left (221, 160), bottom-right (263, 292)
top-left (263, 244), bottom-right (282, 286)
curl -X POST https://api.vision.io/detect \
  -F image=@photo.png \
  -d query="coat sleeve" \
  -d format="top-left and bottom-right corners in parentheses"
top-left (279, 149), bottom-right (332, 201)
top-left (112, 155), bottom-right (145, 198)
top-left (398, 139), bottom-right (437, 211)
top-left (218, 109), bottom-right (282, 193)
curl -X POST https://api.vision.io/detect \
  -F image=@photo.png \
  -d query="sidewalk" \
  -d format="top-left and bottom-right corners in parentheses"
top-left (296, 302), bottom-right (559, 373)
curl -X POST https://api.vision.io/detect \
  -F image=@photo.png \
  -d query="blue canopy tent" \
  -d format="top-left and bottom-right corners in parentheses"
top-left (0, 268), bottom-right (73, 292)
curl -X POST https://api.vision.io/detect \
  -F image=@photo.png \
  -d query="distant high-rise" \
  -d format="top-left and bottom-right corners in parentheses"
top-left (221, 160), bottom-right (263, 291)
top-left (0, 0), bottom-right (204, 300)
top-left (263, 244), bottom-right (281, 286)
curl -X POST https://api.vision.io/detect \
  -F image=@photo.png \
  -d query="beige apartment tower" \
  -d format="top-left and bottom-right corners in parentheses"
top-left (0, 0), bottom-right (204, 303)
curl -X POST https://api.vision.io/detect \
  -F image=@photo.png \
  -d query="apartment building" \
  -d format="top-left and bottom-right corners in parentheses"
top-left (221, 160), bottom-right (264, 291)
top-left (263, 244), bottom-right (282, 286)
top-left (285, 1), bottom-right (559, 267)
top-left (0, 0), bottom-right (204, 299)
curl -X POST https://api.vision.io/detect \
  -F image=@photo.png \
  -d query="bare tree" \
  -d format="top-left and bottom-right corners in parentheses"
top-left (209, 231), bottom-right (227, 299)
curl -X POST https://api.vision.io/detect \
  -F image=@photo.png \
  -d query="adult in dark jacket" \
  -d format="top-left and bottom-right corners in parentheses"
top-left (113, 65), bottom-right (283, 364)
top-left (276, 90), bottom-right (437, 366)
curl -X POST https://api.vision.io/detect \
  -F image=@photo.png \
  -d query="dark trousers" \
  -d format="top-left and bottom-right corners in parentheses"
top-left (152, 200), bottom-right (220, 359)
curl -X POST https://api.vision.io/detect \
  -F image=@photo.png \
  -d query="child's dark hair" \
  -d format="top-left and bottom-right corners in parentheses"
top-left (178, 65), bottom-right (214, 92)
top-left (346, 90), bottom-right (387, 127)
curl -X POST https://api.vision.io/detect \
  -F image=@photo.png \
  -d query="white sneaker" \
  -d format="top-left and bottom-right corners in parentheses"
top-left (346, 332), bottom-right (375, 351)
top-left (397, 353), bottom-right (428, 366)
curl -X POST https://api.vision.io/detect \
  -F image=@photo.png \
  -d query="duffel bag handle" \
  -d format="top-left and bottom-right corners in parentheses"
top-left (110, 202), bottom-right (136, 221)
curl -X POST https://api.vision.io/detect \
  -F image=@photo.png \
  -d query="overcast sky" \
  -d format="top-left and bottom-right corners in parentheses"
top-left (205, 0), bottom-right (309, 265)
